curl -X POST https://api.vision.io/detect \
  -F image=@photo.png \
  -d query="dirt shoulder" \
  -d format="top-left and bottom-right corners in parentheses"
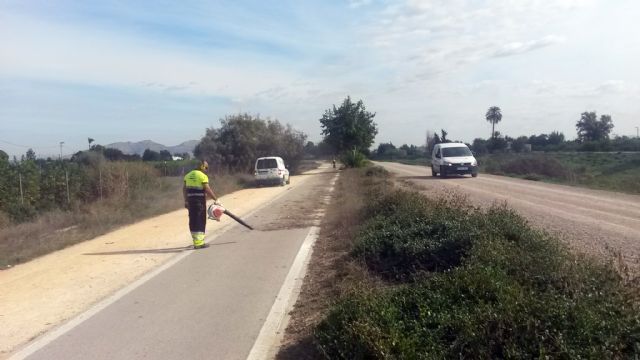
top-left (0, 168), bottom-right (325, 358)
top-left (276, 169), bottom-right (384, 359)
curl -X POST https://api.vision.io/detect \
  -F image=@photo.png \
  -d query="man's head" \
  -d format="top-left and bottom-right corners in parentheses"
top-left (198, 160), bottom-right (209, 172)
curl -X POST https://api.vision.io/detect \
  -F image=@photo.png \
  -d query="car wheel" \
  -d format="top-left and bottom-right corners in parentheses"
top-left (280, 176), bottom-right (286, 186)
top-left (439, 166), bottom-right (447, 178)
top-left (431, 166), bottom-right (436, 177)
top-left (471, 173), bottom-right (478, 178)
top-left (286, 176), bottom-right (290, 185)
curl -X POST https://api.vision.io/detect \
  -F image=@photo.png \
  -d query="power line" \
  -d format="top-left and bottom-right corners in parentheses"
top-left (0, 138), bottom-right (60, 149)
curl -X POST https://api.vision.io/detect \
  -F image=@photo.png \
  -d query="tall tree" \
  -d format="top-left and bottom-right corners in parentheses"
top-left (142, 149), bottom-right (160, 161)
top-left (25, 148), bottom-right (36, 161)
top-left (576, 112), bottom-right (614, 142)
top-left (440, 129), bottom-right (449, 143)
top-left (88, 138), bottom-right (94, 150)
top-left (194, 113), bottom-right (307, 173)
top-left (485, 106), bottom-right (502, 139)
top-left (159, 150), bottom-right (172, 161)
top-left (319, 96), bottom-right (377, 154)
top-left (548, 131), bottom-right (565, 145)
top-left (376, 143), bottom-right (397, 157)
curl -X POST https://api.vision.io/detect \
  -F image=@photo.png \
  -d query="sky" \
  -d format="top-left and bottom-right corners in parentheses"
top-left (1, 0), bottom-right (639, 157)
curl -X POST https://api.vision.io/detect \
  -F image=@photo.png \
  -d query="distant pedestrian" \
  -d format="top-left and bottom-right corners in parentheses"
top-left (332, 158), bottom-right (336, 169)
top-left (183, 160), bottom-right (218, 249)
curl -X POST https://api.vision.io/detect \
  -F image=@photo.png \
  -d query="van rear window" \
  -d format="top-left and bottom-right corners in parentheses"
top-left (257, 159), bottom-right (278, 169)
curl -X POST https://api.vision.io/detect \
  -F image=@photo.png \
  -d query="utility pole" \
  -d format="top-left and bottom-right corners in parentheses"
top-left (59, 141), bottom-right (64, 160)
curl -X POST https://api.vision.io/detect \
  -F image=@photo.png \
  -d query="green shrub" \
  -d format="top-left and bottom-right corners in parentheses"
top-left (341, 150), bottom-right (368, 168)
top-left (6, 203), bottom-right (37, 223)
top-left (353, 211), bottom-right (477, 278)
top-left (316, 262), bottom-right (640, 359)
top-left (316, 177), bottom-right (640, 359)
top-left (354, 189), bottom-right (477, 279)
top-left (0, 210), bottom-right (11, 229)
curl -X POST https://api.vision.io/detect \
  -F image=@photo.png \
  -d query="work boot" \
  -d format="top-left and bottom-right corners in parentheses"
top-left (194, 243), bottom-right (210, 249)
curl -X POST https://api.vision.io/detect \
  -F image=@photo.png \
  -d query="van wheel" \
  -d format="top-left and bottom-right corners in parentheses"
top-left (431, 166), bottom-right (436, 177)
top-left (472, 173), bottom-right (478, 178)
top-left (439, 166), bottom-right (447, 178)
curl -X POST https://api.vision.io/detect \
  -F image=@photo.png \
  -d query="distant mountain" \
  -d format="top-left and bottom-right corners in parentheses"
top-left (105, 140), bottom-right (199, 155)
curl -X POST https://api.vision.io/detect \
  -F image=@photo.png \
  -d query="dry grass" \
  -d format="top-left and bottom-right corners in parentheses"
top-left (0, 173), bottom-right (248, 268)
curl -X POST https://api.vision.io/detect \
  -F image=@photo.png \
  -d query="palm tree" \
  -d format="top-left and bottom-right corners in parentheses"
top-left (485, 106), bottom-right (502, 139)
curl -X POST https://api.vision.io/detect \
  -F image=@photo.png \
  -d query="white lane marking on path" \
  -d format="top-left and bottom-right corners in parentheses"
top-left (9, 181), bottom-right (303, 360)
top-left (247, 173), bottom-right (339, 360)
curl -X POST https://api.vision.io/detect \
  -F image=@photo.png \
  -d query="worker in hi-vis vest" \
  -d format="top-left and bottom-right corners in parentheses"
top-left (183, 160), bottom-right (218, 249)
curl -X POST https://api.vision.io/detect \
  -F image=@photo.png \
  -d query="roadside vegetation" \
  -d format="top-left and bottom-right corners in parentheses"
top-left (479, 152), bottom-right (640, 194)
top-left (279, 166), bottom-right (640, 359)
top-left (319, 96), bottom-right (377, 168)
top-left (1, 113), bottom-right (312, 267)
top-left (0, 159), bottom-right (250, 268)
top-left (194, 113), bottom-right (307, 174)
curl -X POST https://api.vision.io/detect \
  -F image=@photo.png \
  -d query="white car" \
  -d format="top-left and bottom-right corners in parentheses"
top-left (254, 156), bottom-right (290, 186)
top-left (431, 143), bottom-right (478, 178)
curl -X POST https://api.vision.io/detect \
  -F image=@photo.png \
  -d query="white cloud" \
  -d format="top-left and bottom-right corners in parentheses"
top-left (2, 0), bottom-right (639, 151)
top-left (492, 35), bottom-right (565, 58)
top-left (0, 15), bottom-right (298, 99)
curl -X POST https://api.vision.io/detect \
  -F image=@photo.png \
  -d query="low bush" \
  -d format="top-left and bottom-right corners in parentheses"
top-left (316, 261), bottom-right (640, 359)
top-left (341, 150), bottom-right (368, 168)
top-left (0, 210), bottom-right (13, 229)
top-left (353, 190), bottom-right (478, 279)
top-left (315, 169), bottom-right (640, 359)
top-left (5, 203), bottom-right (37, 223)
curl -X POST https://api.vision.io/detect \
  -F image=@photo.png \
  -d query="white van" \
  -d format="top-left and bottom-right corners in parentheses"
top-left (431, 143), bottom-right (478, 178)
top-left (254, 156), bottom-right (290, 186)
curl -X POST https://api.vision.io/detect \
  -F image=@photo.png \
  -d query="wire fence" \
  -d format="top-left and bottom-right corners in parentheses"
top-left (0, 159), bottom-right (181, 224)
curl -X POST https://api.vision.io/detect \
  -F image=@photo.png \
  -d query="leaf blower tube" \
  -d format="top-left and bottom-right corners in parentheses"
top-left (207, 203), bottom-right (254, 230)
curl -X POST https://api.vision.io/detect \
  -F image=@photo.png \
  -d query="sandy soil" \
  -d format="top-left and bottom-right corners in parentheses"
top-left (0, 169), bottom-right (323, 358)
top-left (379, 161), bottom-right (640, 269)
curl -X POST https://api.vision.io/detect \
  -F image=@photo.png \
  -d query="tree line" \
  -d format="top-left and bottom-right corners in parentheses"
top-left (473, 107), bottom-right (637, 154)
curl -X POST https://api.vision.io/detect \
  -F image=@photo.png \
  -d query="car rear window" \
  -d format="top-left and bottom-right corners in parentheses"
top-left (257, 159), bottom-right (278, 169)
top-left (442, 147), bottom-right (472, 157)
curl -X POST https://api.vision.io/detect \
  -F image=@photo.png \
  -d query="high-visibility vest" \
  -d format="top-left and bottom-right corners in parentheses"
top-left (184, 169), bottom-right (208, 199)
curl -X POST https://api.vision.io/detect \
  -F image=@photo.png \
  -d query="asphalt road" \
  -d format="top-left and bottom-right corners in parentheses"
top-left (377, 161), bottom-right (640, 266)
top-left (22, 168), bottom-right (336, 360)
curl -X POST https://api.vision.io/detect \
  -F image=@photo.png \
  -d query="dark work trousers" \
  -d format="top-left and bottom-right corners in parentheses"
top-left (187, 197), bottom-right (207, 246)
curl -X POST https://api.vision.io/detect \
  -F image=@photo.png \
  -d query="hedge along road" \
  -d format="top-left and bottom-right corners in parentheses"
top-left (376, 161), bottom-right (640, 269)
top-left (1, 164), bottom-right (337, 360)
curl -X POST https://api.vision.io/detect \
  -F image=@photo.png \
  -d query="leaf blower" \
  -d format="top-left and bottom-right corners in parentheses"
top-left (207, 203), bottom-right (254, 230)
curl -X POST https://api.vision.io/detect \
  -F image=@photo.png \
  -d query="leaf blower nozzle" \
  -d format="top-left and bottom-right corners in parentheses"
top-left (207, 204), bottom-right (254, 230)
